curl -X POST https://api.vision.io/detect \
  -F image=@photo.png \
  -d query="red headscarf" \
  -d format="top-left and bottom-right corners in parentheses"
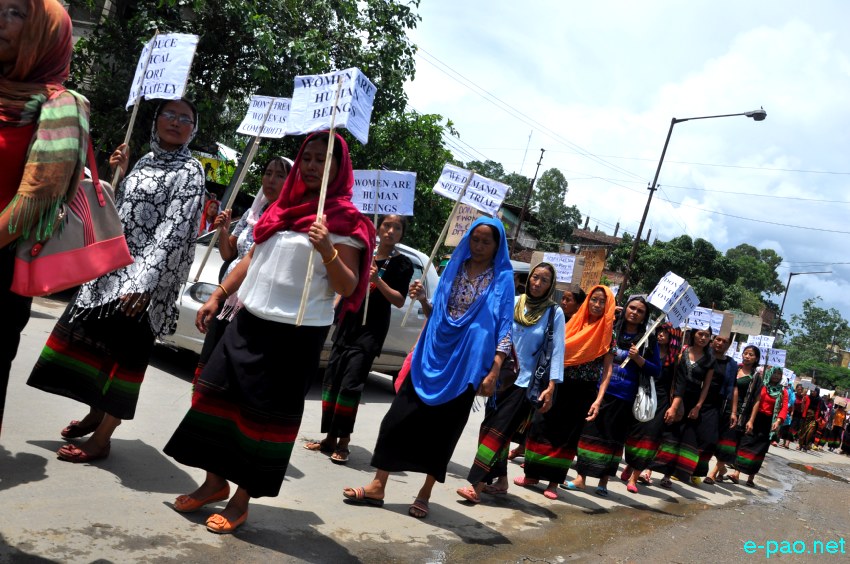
top-left (253, 131), bottom-right (375, 321)
top-left (0, 0), bottom-right (73, 125)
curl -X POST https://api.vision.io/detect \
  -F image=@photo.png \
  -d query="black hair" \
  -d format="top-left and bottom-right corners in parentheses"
top-left (263, 156), bottom-right (292, 176)
top-left (565, 287), bottom-right (587, 306)
top-left (377, 214), bottom-right (407, 239)
top-left (742, 344), bottom-right (761, 366)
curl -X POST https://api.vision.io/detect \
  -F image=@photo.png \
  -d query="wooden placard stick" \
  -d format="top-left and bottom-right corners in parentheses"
top-left (361, 169), bottom-right (383, 326)
top-left (112, 30), bottom-right (159, 187)
top-left (620, 285), bottom-right (691, 368)
top-left (400, 171), bottom-right (476, 327)
top-left (295, 78), bottom-right (345, 326)
top-left (192, 101), bottom-right (274, 282)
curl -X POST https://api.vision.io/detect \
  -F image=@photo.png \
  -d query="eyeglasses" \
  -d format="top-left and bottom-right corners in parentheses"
top-left (0, 6), bottom-right (27, 23)
top-left (159, 110), bottom-right (195, 126)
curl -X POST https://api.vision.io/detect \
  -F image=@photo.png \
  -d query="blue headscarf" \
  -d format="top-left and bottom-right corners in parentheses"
top-left (411, 216), bottom-right (514, 405)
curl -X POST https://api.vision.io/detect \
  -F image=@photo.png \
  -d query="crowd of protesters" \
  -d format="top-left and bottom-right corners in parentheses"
top-left (4, 0), bottom-right (850, 538)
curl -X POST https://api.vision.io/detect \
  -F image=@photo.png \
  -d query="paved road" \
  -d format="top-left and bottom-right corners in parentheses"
top-left (1, 298), bottom-right (848, 563)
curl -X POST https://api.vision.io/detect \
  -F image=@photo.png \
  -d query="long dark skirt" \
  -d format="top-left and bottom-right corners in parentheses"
top-left (320, 322), bottom-right (380, 439)
top-left (789, 412), bottom-right (802, 438)
top-left (27, 301), bottom-right (154, 420)
top-left (467, 384), bottom-right (533, 485)
top-left (693, 404), bottom-right (720, 477)
top-left (650, 400), bottom-right (700, 481)
top-left (193, 311), bottom-right (230, 386)
top-left (735, 412), bottom-right (773, 476)
top-left (164, 310), bottom-right (328, 498)
top-left (624, 392), bottom-right (670, 471)
top-left (715, 413), bottom-right (741, 465)
top-left (827, 426), bottom-right (842, 449)
top-left (797, 412), bottom-right (817, 449)
top-left (0, 246), bottom-right (33, 436)
top-left (523, 379), bottom-right (597, 483)
top-left (575, 395), bottom-right (634, 479)
top-left (371, 373), bottom-right (475, 483)
top-left (841, 426), bottom-right (850, 454)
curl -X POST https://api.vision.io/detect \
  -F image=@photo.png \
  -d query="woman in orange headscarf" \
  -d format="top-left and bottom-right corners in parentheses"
top-left (1, 0), bottom-right (89, 435)
top-left (515, 285), bottom-right (616, 499)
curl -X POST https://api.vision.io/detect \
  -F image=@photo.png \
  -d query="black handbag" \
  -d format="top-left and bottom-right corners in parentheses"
top-left (526, 306), bottom-right (556, 408)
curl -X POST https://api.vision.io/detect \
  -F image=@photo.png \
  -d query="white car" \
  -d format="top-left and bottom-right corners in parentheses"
top-left (159, 232), bottom-right (440, 375)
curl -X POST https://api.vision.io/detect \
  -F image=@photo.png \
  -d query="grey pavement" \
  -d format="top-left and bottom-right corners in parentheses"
top-left (1, 297), bottom-right (848, 563)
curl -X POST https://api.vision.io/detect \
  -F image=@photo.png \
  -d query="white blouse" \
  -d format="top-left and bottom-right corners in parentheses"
top-left (240, 231), bottom-right (364, 326)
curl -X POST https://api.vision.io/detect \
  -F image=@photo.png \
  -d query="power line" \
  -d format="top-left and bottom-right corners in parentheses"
top-left (415, 48), bottom-right (648, 183)
top-left (479, 147), bottom-right (850, 176)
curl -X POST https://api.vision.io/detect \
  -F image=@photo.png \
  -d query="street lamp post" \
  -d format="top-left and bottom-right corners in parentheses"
top-left (774, 270), bottom-right (832, 336)
top-left (616, 108), bottom-right (767, 302)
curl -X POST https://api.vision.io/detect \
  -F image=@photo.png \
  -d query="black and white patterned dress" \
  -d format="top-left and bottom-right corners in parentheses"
top-left (72, 135), bottom-right (205, 337)
top-left (27, 119), bottom-right (205, 420)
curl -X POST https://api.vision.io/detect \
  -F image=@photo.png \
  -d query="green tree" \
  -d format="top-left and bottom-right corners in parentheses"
top-left (725, 244), bottom-right (785, 295)
top-left (527, 169), bottom-right (580, 251)
top-left (786, 297), bottom-right (850, 389)
top-left (349, 110), bottom-right (456, 252)
top-left (68, 0), bottom-right (420, 163)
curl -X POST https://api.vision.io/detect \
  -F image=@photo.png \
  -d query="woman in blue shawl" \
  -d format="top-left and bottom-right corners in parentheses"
top-left (342, 217), bottom-right (514, 519)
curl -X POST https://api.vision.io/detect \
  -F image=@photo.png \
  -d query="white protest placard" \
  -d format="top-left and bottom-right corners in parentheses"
top-left (647, 272), bottom-right (689, 312)
top-left (126, 33), bottom-right (198, 109)
top-left (730, 310), bottom-right (762, 335)
top-left (287, 67), bottom-right (376, 145)
top-left (622, 274), bottom-right (699, 369)
top-left (783, 368), bottom-right (796, 384)
top-left (747, 335), bottom-right (776, 349)
top-left (236, 96), bottom-right (291, 138)
top-left (731, 348), bottom-right (743, 364)
top-left (542, 253), bottom-right (576, 285)
top-left (351, 170), bottom-right (416, 216)
top-left (433, 163), bottom-right (510, 216)
top-left (666, 287), bottom-right (700, 328)
top-left (685, 307), bottom-right (725, 334)
top-left (767, 348), bottom-right (787, 367)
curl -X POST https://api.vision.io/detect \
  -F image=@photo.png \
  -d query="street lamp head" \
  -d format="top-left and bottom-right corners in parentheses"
top-left (746, 108), bottom-right (767, 121)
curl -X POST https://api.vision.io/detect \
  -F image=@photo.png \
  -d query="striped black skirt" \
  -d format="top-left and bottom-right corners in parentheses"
top-left (575, 394), bottom-right (634, 479)
top-left (27, 301), bottom-right (155, 420)
top-left (164, 309), bottom-right (328, 498)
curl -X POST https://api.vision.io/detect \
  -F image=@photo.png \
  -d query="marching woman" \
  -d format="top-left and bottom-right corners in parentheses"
top-left (621, 323), bottom-right (682, 491)
top-left (164, 132), bottom-right (374, 533)
top-left (28, 99), bottom-right (205, 461)
top-left (192, 157), bottom-right (292, 384)
top-left (515, 285), bottom-right (616, 500)
top-left (456, 262), bottom-right (565, 503)
top-left (649, 327), bottom-right (715, 489)
top-left (1, 0), bottom-right (89, 435)
top-left (693, 334), bottom-right (737, 483)
top-left (732, 367), bottom-right (788, 487)
top-left (306, 213), bottom-right (413, 464)
top-left (507, 285), bottom-right (584, 462)
top-left (342, 217), bottom-right (514, 519)
top-left (197, 198), bottom-right (220, 234)
top-left (564, 295), bottom-right (660, 496)
top-left (709, 345), bottom-right (761, 484)
top-left (797, 388), bottom-right (822, 451)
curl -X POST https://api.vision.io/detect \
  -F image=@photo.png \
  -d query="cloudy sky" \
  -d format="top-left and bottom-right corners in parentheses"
top-left (402, 0), bottom-right (850, 326)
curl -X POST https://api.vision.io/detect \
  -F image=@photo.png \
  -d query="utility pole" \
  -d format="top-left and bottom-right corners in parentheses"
top-left (510, 148), bottom-right (545, 257)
